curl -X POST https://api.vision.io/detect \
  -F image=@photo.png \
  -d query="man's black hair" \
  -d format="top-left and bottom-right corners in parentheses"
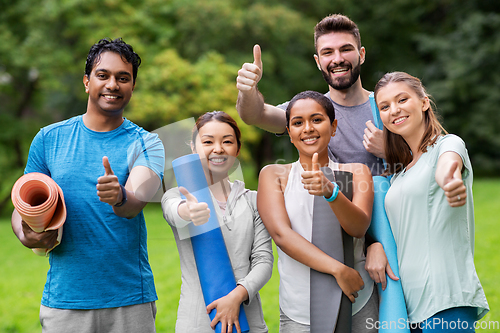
top-left (85, 38), bottom-right (141, 83)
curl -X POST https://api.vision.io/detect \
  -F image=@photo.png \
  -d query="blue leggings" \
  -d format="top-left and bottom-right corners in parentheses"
top-left (410, 307), bottom-right (476, 333)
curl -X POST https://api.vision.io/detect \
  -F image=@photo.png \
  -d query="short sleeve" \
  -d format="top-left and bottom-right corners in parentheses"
top-left (437, 134), bottom-right (472, 179)
top-left (25, 129), bottom-right (50, 176)
top-left (274, 101), bottom-right (289, 136)
top-left (276, 101), bottom-right (289, 111)
top-left (127, 132), bottom-right (165, 180)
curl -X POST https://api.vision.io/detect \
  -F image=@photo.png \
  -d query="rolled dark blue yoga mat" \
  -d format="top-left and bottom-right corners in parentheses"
top-left (172, 154), bottom-right (250, 333)
top-left (310, 169), bottom-right (353, 333)
top-left (367, 176), bottom-right (410, 332)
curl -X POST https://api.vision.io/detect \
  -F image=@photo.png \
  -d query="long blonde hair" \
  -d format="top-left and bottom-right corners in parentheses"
top-left (374, 72), bottom-right (447, 175)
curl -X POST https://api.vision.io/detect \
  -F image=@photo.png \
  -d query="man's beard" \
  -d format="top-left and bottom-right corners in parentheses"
top-left (320, 58), bottom-right (361, 91)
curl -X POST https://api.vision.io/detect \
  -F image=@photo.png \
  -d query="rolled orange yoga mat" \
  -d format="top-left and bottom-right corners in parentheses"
top-left (11, 172), bottom-right (66, 256)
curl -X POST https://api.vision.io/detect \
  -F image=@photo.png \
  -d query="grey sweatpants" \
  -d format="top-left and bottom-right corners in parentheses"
top-left (39, 302), bottom-right (156, 333)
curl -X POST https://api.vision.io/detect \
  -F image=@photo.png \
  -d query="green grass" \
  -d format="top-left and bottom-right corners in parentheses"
top-left (0, 179), bottom-right (498, 332)
top-left (471, 179), bottom-right (500, 331)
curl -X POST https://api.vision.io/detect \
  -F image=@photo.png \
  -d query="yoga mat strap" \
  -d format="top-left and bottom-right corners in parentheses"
top-left (310, 169), bottom-right (353, 333)
top-left (335, 170), bottom-right (354, 333)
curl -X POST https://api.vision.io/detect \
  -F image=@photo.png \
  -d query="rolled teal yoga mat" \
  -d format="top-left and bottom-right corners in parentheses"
top-left (368, 176), bottom-right (410, 332)
top-left (369, 92), bottom-right (383, 130)
top-left (172, 154), bottom-right (250, 333)
top-left (368, 91), bottom-right (409, 331)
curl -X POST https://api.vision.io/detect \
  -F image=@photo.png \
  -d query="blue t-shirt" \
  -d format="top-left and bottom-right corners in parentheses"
top-left (25, 115), bottom-right (165, 310)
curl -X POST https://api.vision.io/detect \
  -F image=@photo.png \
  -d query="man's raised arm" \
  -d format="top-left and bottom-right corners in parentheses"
top-left (236, 44), bottom-right (287, 134)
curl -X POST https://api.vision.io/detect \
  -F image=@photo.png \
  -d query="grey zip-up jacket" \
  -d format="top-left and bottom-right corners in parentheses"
top-left (162, 180), bottom-right (273, 332)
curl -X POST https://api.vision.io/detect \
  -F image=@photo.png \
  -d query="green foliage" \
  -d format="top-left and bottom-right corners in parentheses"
top-left (473, 179), bottom-right (500, 327)
top-left (130, 50), bottom-right (237, 125)
top-left (416, 10), bottom-right (500, 175)
top-left (129, 49), bottom-right (261, 162)
top-left (1, 0), bottom-right (499, 215)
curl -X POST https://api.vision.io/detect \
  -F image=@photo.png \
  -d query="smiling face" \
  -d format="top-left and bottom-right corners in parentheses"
top-left (287, 98), bottom-right (337, 162)
top-left (83, 51), bottom-right (135, 116)
top-left (193, 120), bottom-right (240, 178)
top-left (376, 81), bottom-right (430, 144)
top-left (314, 32), bottom-right (365, 91)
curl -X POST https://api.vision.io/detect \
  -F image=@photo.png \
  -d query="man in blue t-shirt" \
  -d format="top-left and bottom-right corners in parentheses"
top-left (11, 38), bottom-right (165, 333)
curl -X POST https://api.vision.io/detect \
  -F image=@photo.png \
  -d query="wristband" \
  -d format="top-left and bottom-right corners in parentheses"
top-left (324, 182), bottom-right (339, 202)
top-left (114, 184), bottom-right (127, 207)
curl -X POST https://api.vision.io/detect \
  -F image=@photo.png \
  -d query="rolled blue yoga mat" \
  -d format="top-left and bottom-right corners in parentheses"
top-left (172, 154), bottom-right (250, 333)
top-left (368, 176), bottom-right (410, 332)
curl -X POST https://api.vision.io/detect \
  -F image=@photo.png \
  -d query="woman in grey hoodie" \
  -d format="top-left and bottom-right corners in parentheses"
top-left (162, 111), bottom-right (273, 333)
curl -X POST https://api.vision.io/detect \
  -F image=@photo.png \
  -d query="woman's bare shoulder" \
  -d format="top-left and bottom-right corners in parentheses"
top-left (259, 163), bottom-right (293, 191)
top-left (260, 163), bottom-right (292, 176)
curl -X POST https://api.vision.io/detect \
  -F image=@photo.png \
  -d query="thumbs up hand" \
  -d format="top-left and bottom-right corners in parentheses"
top-left (179, 187), bottom-right (210, 226)
top-left (97, 156), bottom-right (123, 206)
top-left (442, 160), bottom-right (466, 207)
top-left (103, 156), bottom-right (115, 176)
top-left (236, 44), bottom-right (263, 93)
top-left (301, 153), bottom-right (334, 197)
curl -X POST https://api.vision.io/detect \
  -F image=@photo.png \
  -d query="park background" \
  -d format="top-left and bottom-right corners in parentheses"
top-left (1, 0), bottom-right (499, 331)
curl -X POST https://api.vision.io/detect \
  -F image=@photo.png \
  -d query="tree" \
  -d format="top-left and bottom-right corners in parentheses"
top-left (1, 0), bottom-right (499, 215)
top-left (0, 0), bottom-right (314, 213)
top-left (416, 9), bottom-right (500, 175)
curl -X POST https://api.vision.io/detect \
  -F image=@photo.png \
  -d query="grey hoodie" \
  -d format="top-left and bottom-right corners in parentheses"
top-left (162, 180), bottom-right (273, 332)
